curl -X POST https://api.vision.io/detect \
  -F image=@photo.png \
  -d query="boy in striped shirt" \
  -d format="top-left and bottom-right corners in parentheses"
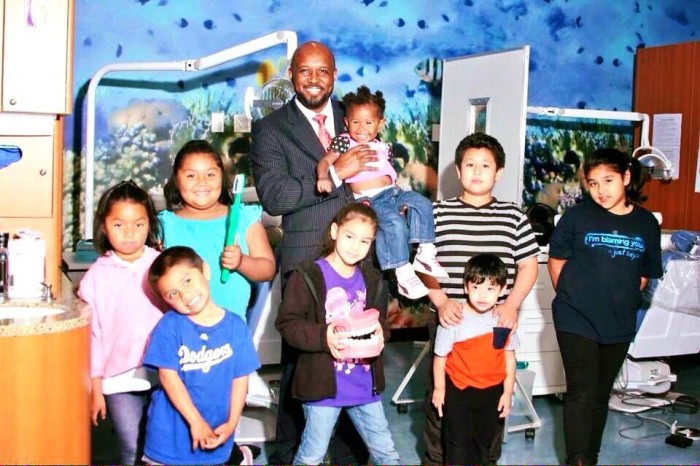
top-left (420, 132), bottom-right (540, 464)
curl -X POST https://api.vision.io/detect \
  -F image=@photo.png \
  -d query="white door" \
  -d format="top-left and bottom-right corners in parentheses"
top-left (437, 46), bottom-right (530, 204)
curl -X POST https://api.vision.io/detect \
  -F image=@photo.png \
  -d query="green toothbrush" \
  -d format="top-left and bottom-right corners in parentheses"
top-left (221, 174), bottom-right (246, 283)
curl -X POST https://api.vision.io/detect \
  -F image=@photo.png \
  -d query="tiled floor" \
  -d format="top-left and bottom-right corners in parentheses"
top-left (93, 341), bottom-right (700, 464)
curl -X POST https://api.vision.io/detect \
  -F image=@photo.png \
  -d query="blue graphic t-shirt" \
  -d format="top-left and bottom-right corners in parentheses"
top-left (549, 201), bottom-right (662, 343)
top-left (309, 259), bottom-right (380, 407)
top-left (143, 311), bottom-right (260, 465)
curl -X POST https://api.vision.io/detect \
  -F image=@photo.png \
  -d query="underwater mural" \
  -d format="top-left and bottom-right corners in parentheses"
top-left (64, 0), bottom-right (698, 328)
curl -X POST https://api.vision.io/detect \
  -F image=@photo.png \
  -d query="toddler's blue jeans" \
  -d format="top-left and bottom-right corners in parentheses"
top-left (366, 186), bottom-right (436, 271)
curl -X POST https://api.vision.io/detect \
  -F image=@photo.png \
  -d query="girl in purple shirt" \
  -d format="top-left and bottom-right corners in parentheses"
top-left (276, 203), bottom-right (400, 465)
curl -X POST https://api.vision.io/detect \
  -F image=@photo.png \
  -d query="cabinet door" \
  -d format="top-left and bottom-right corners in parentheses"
top-left (516, 352), bottom-right (567, 396)
top-left (1, 0), bottom-right (72, 114)
top-left (516, 322), bottom-right (560, 354)
top-left (520, 263), bottom-right (555, 315)
top-left (438, 46), bottom-right (530, 203)
top-left (0, 135), bottom-right (53, 217)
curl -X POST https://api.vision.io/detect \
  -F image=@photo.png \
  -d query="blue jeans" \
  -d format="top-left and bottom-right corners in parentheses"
top-left (367, 186), bottom-right (436, 270)
top-left (106, 391), bottom-right (151, 464)
top-left (294, 401), bottom-right (400, 465)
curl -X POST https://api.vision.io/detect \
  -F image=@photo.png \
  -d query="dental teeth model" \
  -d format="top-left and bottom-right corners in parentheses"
top-left (332, 309), bottom-right (382, 360)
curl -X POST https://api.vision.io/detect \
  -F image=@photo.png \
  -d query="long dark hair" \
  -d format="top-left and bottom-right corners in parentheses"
top-left (583, 148), bottom-right (647, 205)
top-left (163, 140), bottom-right (233, 210)
top-left (93, 180), bottom-right (161, 255)
top-left (317, 203), bottom-right (378, 258)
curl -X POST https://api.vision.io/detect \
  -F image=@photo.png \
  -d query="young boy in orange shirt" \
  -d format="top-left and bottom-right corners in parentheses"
top-left (432, 254), bottom-right (518, 465)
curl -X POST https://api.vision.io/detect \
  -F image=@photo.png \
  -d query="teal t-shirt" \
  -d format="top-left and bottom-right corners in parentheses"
top-left (158, 204), bottom-right (262, 320)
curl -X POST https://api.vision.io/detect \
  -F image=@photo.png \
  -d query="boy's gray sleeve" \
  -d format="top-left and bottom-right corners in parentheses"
top-left (434, 324), bottom-right (455, 357)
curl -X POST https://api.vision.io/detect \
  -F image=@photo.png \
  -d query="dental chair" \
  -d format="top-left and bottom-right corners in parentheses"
top-left (235, 268), bottom-right (283, 442)
top-left (610, 231), bottom-right (700, 413)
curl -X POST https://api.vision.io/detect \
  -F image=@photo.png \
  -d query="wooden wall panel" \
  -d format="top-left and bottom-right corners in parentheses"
top-left (633, 41), bottom-right (700, 230)
top-left (686, 44), bottom-right (700, 230)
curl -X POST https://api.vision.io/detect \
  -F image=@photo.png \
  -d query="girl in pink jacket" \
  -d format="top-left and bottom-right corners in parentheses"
top-left (78, 180), bottom-right (163, 464)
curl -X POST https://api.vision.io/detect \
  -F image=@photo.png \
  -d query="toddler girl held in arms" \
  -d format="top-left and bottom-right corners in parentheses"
top-left (316, 85), bottom-right (447, 299)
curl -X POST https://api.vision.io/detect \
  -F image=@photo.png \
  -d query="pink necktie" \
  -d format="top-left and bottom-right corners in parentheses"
top-left (313, 114), bottom-right (332, 149)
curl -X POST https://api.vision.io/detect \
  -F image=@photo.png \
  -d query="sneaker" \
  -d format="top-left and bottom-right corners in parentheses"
top-left (395, 265), bottom-right (430, 300)
top-left (238, 444), bottom-right (261, 465)
top-left (413, 245), bottom-right (449, 278)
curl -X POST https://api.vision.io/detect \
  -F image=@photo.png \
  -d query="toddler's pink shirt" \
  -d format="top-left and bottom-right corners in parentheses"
top-left (79, 247), bottom-right (164, 379)
top-left (339, 135), bottom-right (397, 185)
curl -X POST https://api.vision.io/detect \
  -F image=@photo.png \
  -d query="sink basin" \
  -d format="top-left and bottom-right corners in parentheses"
top-left (0, 306), bottom-right (65, 320)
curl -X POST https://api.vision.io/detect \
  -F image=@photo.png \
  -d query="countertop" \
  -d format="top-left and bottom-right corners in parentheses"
top-left (0, 298), bottom-right (90, 337)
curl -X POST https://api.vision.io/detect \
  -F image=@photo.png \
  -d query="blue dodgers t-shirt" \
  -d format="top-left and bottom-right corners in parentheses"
top-left (143, 311), bottom-right (260, 465)
top-left (309, 259), bottom-right (380, 407)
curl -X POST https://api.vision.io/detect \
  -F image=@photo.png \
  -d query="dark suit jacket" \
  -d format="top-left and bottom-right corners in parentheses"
top-left (251, 98), bottom-right (351, 276)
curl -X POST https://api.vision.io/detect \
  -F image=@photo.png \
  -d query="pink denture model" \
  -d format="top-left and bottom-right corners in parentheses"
top-left (332, 309), bottom-right (382, 360)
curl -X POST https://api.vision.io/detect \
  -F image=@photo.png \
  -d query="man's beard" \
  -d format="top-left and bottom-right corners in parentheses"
top-left (295, 86), bottom-right (333, 111)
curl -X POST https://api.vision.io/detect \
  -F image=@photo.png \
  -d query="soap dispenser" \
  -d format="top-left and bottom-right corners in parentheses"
top-left (8, 230), bottom-right (46, 299)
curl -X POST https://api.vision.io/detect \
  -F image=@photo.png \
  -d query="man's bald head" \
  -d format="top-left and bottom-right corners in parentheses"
top-left (288, 41), bottom-right (337, 111)
top-left (290, 41), bottom-right (336, 70)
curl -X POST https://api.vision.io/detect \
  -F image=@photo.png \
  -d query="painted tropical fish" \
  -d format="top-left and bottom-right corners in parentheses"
top-left (256, 57), bottom-right (289, 87)
top-left (415, 58), bottom-right (443, 83)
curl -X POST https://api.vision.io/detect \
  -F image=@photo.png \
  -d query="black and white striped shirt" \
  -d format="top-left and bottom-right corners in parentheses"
top-left (433, 197), bottom-right (540, 303)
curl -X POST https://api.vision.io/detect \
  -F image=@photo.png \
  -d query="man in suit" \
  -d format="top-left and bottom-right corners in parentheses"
top-left (251, 41), bottom-right (378, 465)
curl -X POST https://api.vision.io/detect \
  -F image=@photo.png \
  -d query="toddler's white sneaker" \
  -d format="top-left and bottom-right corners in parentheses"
top-left (395, 263), bottom-right (430, 300)
top-left (413, 244), bottom-right (449, 278)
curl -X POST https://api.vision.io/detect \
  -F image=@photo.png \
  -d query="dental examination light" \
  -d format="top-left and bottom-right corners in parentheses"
top-left (83, 30), bottom-right (298, 240)
top-left (632, 146), bottom-right (673, 180)
top-left (527, 106), bottom-right (673, 181)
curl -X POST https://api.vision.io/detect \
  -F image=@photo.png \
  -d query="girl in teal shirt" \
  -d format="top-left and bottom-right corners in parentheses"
top-left (159, 139), bottom-right (276, 320)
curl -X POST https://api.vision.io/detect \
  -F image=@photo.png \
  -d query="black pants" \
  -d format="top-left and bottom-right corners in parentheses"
top-left (422, 312), bottom-right (503, 464)
top-left (556, 330), bottom-right (629, 465)
top-left (443, 378), bottom-right (504, 465)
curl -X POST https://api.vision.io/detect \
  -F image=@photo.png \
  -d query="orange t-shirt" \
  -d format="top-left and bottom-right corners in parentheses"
top-left (434, 311), bottom-right (519, 389)
top-left (446, 332), bottom-right (508, 389)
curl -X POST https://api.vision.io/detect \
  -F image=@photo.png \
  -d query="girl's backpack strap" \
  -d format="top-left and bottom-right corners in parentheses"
top-left (292, 264), bottom-right (321, 306)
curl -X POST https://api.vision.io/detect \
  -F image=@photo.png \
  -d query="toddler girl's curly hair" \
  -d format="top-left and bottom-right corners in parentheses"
top-left (342, 85), bottom-right (385, 116)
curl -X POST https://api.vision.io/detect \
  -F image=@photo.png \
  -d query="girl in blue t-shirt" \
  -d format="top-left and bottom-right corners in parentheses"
top-left (143, 246), bottom-right (260, 465)
top-left (275, 203), bottom-right (400, 465)
top-left (548, 148), bottom-right (662, 466)
top-left (159, 139), bottom-right (275, 320)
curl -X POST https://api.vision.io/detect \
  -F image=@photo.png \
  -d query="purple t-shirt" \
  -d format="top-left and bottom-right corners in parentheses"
top-left (308, 259), bottom-right (380, 407)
